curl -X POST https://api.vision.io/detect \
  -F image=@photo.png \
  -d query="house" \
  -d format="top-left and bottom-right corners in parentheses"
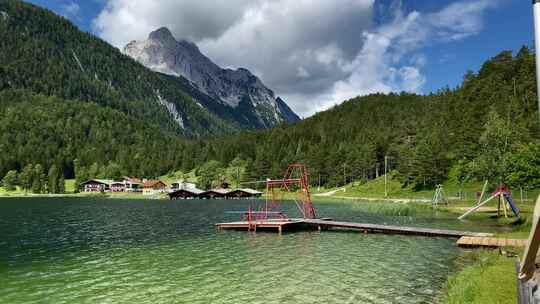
top-left (168, 188), bottom-right (204, 200)
top-left (124, 177), bottom-right (142, 192)
top-left (143, 180), bottom-right (168, 195)
top-left (170, 181), bottom-right (197, 192)
top-left (110, 181), bottom-right (126, 192)
top-left (226, 188), bottom-right (263, 199)
top-left (80, 179), bottom-right (112, 192)
top-left (198, 188), bottom-right (230, 199)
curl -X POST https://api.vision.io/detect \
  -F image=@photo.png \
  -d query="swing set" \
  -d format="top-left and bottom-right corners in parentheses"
top-left (458, 181), bottom-right (520, 220)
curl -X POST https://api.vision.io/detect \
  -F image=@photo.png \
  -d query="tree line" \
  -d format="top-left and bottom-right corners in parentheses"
top-left (1, 163), bottom-right (64, 194)
top-left (177, 47), bottom-right (540, 190)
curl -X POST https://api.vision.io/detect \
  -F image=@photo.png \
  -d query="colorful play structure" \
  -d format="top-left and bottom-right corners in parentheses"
top-left (458, 182), bottom-right (520, 220)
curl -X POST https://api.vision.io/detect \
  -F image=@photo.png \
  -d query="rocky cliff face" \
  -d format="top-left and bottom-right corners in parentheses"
top-left (124, 27), bottom-right (300, 128)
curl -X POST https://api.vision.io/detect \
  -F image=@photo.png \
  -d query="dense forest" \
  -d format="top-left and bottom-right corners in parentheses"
top-left (176, 48), bottom-right (540, 190)
top-left (1, 47), bottom-right (539, 191)
top-left (0, 1), bottom-right (539, 192)
top-left (0, 90), bottom-right (188, 179)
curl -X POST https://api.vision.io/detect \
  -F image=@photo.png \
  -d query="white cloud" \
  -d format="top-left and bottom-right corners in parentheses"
top-left (93, 0), bottom-right (498, 117)
top-left (308, 0), bottom-right (497, 114)
top-left (93, 0), bottom-right (252, 48)
top-left (61, 1), bottom-right (80, 19)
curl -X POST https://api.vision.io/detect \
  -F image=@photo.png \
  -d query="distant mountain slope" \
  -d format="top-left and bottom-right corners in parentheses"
top-left (178, 47), bottom-right (539, 188)
top-left (0, 0), bottom-right (239, 137)
top-left (124, 27), bottom-right (300, 128)
top-left (0, 90), bottom-right (188, 178)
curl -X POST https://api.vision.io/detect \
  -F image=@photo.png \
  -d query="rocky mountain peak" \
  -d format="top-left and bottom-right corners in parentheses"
top-left (148, 27), bottom-right (175, 43)
top-left (124, 27), bottom-right (300, 128)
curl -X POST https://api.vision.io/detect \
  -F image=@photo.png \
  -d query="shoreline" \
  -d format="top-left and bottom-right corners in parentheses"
top-left (0, 192), bottom-right (530, 303)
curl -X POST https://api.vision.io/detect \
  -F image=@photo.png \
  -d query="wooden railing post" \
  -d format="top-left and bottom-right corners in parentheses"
top-left (519, 195), bottom-right (540, 281)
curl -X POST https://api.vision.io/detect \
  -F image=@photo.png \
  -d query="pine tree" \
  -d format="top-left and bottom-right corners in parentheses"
top-left (2, 170), bottom-right (18, 192)
top-left (32, 164), bottom-right (45, 194)
top-left (47, 165), bottom-right (59, 194)
top-left (58, 174), bottom-right (65, 194)
top-left (19, 164), bottom-right (34, 193)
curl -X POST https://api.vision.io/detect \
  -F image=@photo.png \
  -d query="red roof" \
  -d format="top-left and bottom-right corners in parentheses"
top-left (128, 177), bottom-right (142, 184)
top-left (143, 180), bottom-right (167, 188)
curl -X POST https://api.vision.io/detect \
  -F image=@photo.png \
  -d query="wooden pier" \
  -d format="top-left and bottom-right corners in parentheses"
top-left (457, 236), bottom-right (527, 248)
top-left (216, 218), bottom-right (492, 238)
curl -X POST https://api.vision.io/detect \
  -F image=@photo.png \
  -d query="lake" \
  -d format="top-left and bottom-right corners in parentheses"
top-left (0, 197), bottom-right (493, 303)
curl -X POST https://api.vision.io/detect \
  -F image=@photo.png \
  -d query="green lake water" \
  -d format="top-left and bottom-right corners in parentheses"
top-left (0, 198), bottom-right (496, 303)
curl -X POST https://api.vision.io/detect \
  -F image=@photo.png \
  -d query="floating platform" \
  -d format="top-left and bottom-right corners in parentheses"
top-left (216, 218), bottom-right (493, 238)
top-left (457, 236), bottom-right (527, 248)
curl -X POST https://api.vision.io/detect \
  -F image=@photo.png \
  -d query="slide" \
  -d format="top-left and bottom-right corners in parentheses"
top-left (503, 192), bottom-right (520, 217)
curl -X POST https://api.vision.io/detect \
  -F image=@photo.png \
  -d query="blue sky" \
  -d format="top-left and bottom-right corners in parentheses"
top-left (27, 0), bottom-right (536, 116)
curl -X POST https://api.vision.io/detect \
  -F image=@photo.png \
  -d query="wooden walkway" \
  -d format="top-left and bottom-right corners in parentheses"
top-left (216, 218), bottom-right (492, 238)
top-left (457, 236), bottom-right (527, 248)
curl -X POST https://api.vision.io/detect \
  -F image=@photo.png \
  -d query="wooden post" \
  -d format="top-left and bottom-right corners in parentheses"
top-left (384, 156), bottom-right (388, 197)
top-left (502, 193), bottom-right (509, 218)
top-left (498, 194), bottom-right (501, 218)
top-left (519, 195), bottom-right (540, 280)
top-left (477, 180), bottom-right (488, 206)
top-left (458, 193), bottom-right (499, 220)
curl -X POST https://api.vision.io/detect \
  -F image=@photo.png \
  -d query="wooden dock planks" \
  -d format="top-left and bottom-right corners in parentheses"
top-left (457, 236), bottom-right (527, 248)
top-left (216, 218), bottom-right (492, 238)
top-left (302, 219), bottom-right (491, 238)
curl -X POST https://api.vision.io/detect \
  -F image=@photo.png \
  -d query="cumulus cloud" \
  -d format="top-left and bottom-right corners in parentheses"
top-left (93, 0), bottom-right (252, 48)
top-left (61, 1), bottom-right (80, 19)
top-left (93, 0), bottom-right (498, 117)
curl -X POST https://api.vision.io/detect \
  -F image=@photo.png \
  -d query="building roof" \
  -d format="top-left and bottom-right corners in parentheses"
top-left (236, 188), bottom-right (263, 195)
top-left (170, 188), bottom-right (204, 195)
top-left (143, 180), bottom-right (167, 188)
top-left (80, 179), bottom-right (113, 185)
top-left (210, 188), bottom-right (231, 194)
top-left (126, 177), bottom-right (142, 184)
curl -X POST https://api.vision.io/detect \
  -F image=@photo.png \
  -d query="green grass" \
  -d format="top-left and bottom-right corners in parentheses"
top-left (441, 250), bottom-right (518, 304)
top-left (349, 201), bottom-right (432, 216)
top-left (320, 173), bottom-right (540, 204)
top-left (65, 179), bottom-right (76, 193)
top-left (160, 169), bottom-right (199, 186)
top-left (0, 186), bottom-right (25, 196)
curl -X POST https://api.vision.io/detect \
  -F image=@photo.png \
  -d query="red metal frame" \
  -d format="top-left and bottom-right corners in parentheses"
top-left (266, 163), bottom-right (317, 219)
top-left (237, 164), bottom-right (317, 222)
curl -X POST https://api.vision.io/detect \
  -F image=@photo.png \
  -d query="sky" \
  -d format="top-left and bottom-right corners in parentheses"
top-left (28, 0), bottom-right (535, 117)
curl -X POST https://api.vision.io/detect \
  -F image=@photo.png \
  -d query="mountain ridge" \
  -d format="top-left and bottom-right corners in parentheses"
top-left (124, 26), bottom-right (300, 128)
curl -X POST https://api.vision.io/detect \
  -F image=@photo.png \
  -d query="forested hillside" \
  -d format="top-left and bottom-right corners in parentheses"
top-left (1, 47), bottom-right (538, 190)
top-left (177, 48), bottom-right (540, 190)
top-left (1, 1), bottom-right (539, 191)
top-left (0, 90), bottom-right (188, 179)
top-left (0, 0), bottom-right (240, 136)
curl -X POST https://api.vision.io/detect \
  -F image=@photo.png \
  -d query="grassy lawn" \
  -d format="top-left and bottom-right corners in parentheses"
top-left (442, 250), bottom-right (519, 304)
top-left (65, 179), bottom-right (76, 193)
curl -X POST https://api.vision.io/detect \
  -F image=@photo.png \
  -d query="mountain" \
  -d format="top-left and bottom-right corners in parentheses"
top-left (0, 0), bottom-right (253, 137)
top-left (124, 27), bottom-right (300, 129)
